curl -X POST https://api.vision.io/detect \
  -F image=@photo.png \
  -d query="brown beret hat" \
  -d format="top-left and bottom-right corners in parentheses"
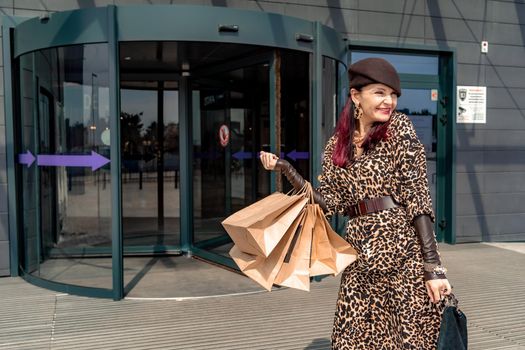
top-left (348, 57), bottom-right (402, 96)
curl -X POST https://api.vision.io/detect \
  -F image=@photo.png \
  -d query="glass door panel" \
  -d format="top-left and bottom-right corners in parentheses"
top-left (192, 63), bottom-right (270, 257)
top-left (120, 83), bottom-right (180, 249)
top-left (279, 50), bottom-right (311, 192)
top-left (397, 88), bottom-right (438, 213)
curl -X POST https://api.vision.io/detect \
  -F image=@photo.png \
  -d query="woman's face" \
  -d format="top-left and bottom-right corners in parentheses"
top-left (351, 83), bottom-right (398, 124)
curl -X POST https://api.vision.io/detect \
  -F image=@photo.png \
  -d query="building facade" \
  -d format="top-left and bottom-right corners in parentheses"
top-left (0, 1), bottom-right (523, 298)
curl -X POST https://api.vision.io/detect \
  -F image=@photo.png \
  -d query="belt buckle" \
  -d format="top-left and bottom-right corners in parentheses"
top-left (358, 201), bottom-right (367, 216)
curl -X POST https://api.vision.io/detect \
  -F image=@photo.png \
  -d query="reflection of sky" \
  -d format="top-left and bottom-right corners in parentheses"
top-left (80, 44), bottom-right (110, 85)
top-left (351, 51), bottom-right (438, 75)
top-left (164, 91), bottom-right (179, 124)
top-left (63, 84), bottom-right (109, 125)
top-left (121, 89), bottom-right (157, 131)
top-left (397, 89), bottom-right (437, 115)
top-left (121, 89), bottom-right (179, 133)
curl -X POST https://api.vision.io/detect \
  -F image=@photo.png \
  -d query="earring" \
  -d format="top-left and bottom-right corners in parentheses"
top-left (353, 104), bottom-right (363, 120)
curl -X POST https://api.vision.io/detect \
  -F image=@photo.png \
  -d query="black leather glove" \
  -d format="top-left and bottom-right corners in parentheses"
top-left (413, 214), bottom-right (447, 281)
top-left (274, 159), bottom-right (328, 213)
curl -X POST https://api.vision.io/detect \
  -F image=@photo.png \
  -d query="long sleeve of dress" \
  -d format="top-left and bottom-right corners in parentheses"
top-left (394, 116), bottom-right (435, 223)
top-left (316, 136), bottom-right (348, 218)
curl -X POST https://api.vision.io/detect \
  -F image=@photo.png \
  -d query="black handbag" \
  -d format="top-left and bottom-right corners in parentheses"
top-left (437, 294), bottom-right (468, 350)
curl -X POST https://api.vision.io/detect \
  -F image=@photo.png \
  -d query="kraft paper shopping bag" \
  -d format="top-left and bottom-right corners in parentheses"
top-left (274, 206), bottom-right (315, 292)
top-left (222, 192), bottom-right (308, 257)
top-left (229, 210), bottom-right (306, 291)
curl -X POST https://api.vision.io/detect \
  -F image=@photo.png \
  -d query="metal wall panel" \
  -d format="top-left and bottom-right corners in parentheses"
top-left (0, 99), bottom-right (3, 125)
top-left (456, 172), bottom-right (525, 194)
top-left (457, 193), bottom-right (525, 216)
top-left (279, 4), bottom-right (358, 33)
top-left (0, 184), bottom-right (6, 214)
top-left (0, 155), bottom-right (5, 183)
top-left (0, 241), bottom-right (8, 275)
top-left (424, 17), bottom-right (485, 42)
top-left (0, 67), bottom-right (3, 96)
top-left (359, 0), bottom-right (425, 15)
top-left (0, 212), bottom-right (6, 241)
top-left (358, 12), bottom-right (425, 38)
top-left (484, 109), bottom-right (525, 129)
top-left (456, 213), bottom-right (525, 241)
top-left (485, 65), bottom-right (525, 88)
top-left (485, 87), bottom-right (525, 109)
top-left (349, 33), bottom-right (426, 44)
top-left (490, 0), bottom-right (525, 24)
top-left (425, 0), bottom-right (491, 21)
top-left (455, 63), bottom-right (486, 86)
top-left (456, 129), bottom-right (525, 149)
top-left (483, 45), bottom-right (525, 67)
top-left (0, 126), bottom-right (4, 154)
top-left (456, 150), bottom-right (525, 172)
top-left (487, 21), bottom-right (525, 46)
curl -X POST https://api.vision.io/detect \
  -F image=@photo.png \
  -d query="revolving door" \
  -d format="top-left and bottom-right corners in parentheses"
top-left (5, 5), bottom-right (347, 299)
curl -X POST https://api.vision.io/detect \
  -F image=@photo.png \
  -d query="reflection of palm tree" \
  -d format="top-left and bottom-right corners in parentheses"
top-left (120, 111), bottom-right (144, 149)
top-left (144, 121), bottom-right (158, 144)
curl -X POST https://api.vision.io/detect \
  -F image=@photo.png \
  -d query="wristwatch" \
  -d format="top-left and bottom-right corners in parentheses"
top-left (424, 263), bottom-right (448, 276)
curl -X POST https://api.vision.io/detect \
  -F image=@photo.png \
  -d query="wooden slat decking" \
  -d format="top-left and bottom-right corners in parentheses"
top-left (1, 243), bottom-right (524, 350)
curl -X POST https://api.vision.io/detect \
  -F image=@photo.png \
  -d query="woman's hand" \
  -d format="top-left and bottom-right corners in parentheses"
top-left (259, 151), bottom-right (279, 170)
top-left (425, 278), bottom-right (452, 304)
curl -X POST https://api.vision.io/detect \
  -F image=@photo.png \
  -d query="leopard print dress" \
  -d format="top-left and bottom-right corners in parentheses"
top-left (317, 112), bottom-right (444, 349)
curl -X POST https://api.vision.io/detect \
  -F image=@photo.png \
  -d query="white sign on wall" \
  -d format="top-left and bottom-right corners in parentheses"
top-left (457, 86), bottom-right (486, 123)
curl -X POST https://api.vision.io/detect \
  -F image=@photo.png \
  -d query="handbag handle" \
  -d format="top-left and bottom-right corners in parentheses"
top-left (444, 293), bottom-right (459, 308)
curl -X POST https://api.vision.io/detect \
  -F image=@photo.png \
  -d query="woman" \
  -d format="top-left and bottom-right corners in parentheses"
top-left (260, 57), bottom-right (451, 349)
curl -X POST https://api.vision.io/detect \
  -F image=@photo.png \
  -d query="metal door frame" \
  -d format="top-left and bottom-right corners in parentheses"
top-left (348, 43), bottom-right (456, 243)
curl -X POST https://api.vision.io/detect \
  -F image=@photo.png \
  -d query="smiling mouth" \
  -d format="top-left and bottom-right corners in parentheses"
top-left (378, 108), bottom-right (391, 114)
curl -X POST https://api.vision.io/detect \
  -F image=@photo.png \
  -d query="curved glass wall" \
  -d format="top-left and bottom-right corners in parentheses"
top-left (17, 43), bottom-right (113, 290)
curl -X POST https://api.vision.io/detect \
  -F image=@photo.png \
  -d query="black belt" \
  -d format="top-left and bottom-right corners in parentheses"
top-left (347, 196), bottom-right (400, 219)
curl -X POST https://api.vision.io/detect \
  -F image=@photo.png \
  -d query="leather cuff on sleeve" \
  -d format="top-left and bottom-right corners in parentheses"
top-left (413, 214), bottom-right (441, 265)
top-left (275, 159), bottom-right (328, 213)
top-left (413, 214), bottom-right (447, 281)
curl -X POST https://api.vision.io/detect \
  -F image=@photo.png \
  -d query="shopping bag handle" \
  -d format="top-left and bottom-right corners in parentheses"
top-left (287, 181), bottom-right (315, 204)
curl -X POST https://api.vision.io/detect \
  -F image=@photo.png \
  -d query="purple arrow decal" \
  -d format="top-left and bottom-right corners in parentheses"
top-left (19, 150), bottom-right (36, 167)
top-left (287, 150), bottom-right (309, 161)
top-left (232, 151), bottom-right (254, 160)
top-left (37, 151), bottom-right (110, 171)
